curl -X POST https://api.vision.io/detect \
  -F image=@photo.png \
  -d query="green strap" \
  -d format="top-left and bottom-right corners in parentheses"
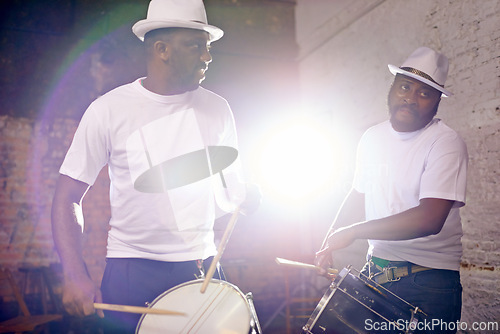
top-left (371, 256), bottom-right (391, 269)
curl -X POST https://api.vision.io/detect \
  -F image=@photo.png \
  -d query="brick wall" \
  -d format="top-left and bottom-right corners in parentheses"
top-left (0, 115), bottom-right (110, 294)
top-left (296, 0), bottom-right (500, 330)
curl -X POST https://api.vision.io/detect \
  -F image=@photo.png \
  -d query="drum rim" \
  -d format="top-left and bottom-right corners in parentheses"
top-left (303, 266), bottom-right (351, 331)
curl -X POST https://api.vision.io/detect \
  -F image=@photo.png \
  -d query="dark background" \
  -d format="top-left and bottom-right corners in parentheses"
top-left (0, 0), bottom-right (298, 119)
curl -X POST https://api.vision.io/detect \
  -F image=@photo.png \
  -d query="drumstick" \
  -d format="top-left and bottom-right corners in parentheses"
top-left (94, 303), bottom-right (185, 316)
top-left (200, 207), bottom-right (240, 293)
top-left (275, 257), bottom-right (338, 274)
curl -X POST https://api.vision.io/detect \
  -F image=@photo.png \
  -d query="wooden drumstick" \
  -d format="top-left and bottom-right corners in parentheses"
top-left (200, 207), bottom-right (240, 293)
top-left (94, 303), bottom-right (185, 316)
top-left (275, 257), bottom-right (338, 274)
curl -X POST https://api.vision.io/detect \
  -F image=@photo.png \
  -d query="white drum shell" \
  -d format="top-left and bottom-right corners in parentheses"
top-left (136, 279), bottom-right (251, 334)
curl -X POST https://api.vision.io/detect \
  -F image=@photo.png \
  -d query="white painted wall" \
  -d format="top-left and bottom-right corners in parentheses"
top-left (295, 0), bottom-right (500, 329)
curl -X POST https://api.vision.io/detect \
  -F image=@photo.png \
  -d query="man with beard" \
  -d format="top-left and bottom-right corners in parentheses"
top-left (52, 0), bottom-right (260, 332)
top-left (315, 47), bottom-right (467, 333)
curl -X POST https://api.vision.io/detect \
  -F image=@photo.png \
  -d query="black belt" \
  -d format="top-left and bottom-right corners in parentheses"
top-left (370, 257), bottom-right (433, 285)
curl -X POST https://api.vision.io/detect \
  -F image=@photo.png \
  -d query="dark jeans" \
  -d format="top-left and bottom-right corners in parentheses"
top-left (361, 261), bottom-right (462, 334)
top-left (100, 257), bottom-right (220, 334)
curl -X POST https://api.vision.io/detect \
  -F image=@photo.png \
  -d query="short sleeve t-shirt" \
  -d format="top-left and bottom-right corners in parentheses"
top-left (60, 79), bottom-right (246, 261)
top-left (353, 119), bottom-right (468, 270)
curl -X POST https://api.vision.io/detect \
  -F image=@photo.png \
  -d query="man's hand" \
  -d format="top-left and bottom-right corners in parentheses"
top-left (314, 226), bottom-right (356, 272)
top-left (62, 274), bottom-right (104, 318)
top-left (240, 183), bottom-right (262, 216)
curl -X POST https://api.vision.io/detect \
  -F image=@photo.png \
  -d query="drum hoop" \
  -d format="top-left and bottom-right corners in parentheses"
top-left (136, 278), bottom-right (250, 333)
top-left (303, 266), bottom-right (352, 331)
top-left (302, 285), bottom-right (332, 331)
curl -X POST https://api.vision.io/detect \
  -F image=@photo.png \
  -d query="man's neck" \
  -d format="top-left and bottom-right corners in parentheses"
top-left (142, 77), bottom-right (196, 96)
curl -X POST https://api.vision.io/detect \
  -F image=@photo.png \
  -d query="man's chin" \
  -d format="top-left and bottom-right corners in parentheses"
top-left (186, 79), bottom-right (203, 91)
top-left (390, 116), bottom-right (413, 132)
top-left (390, 116), bottom-right (433, 132)
top-left (186, 84), bottom-right (200, 92)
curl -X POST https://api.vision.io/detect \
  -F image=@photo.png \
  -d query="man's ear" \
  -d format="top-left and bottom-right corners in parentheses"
top-left (432, 97), bottom-right (442, 117)
top-left (154, 41), bottom-right (170, 61)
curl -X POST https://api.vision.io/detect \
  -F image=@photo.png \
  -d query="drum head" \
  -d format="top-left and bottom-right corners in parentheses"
top-left (136, 279), bottom-right (251, 334)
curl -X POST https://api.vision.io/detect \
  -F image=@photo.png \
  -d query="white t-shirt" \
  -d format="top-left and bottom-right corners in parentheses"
top-left (353, 119), bottom-right (468, 270)
top-left (60, 79), bottom-right (246, 261)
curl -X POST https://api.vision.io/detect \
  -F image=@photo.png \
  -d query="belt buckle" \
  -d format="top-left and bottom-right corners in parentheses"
top-left (383, 266), bottom-right (401, 282)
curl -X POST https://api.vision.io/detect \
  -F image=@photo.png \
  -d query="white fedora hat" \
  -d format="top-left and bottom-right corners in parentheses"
top-left (132, 0), bottom-right (224, 42)
top-left (388, 46), bottom-right (452, 97)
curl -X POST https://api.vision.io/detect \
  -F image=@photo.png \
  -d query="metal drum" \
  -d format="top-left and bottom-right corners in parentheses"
top-left (303, 266), bottom-right (425, 334)
top-left (136, 279), bottom-right (252, 334)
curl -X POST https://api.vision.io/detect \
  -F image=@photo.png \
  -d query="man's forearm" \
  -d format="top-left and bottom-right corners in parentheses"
top-left (52, 201), bottom-right (88, 278)
top-left (349, 198), bottom-right (454, 241)
top-left (51, 175), bottom-right (90, 279)
top-left (321, 188), bottom-right (365, 248)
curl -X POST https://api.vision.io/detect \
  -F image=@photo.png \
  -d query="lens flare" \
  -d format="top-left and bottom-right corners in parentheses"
top-left (253, 116), bottom-right (345, 204)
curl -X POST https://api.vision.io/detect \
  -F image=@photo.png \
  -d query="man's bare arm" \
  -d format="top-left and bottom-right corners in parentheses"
top-left (51, 174), bottom-right (103, 317)
top-left (318, 197), bottom-right (454, 257)
top-left (316, 188), bottom-right (365, 268)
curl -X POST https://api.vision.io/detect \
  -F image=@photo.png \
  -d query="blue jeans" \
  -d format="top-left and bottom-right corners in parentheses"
top-left (100, 257), bottom-right (220, 333)
top-left (361, 261), bottom-right (462, 334)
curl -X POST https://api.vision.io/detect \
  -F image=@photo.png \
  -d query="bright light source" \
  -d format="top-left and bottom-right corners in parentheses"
top-left (253, 117), bottom-right (344, 204)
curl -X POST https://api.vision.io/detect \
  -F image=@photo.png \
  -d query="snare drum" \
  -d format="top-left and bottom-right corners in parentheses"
top-left (303, 266), bottom-right (425, 334)
top-left (136, 279), bottom-right (252, 333)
